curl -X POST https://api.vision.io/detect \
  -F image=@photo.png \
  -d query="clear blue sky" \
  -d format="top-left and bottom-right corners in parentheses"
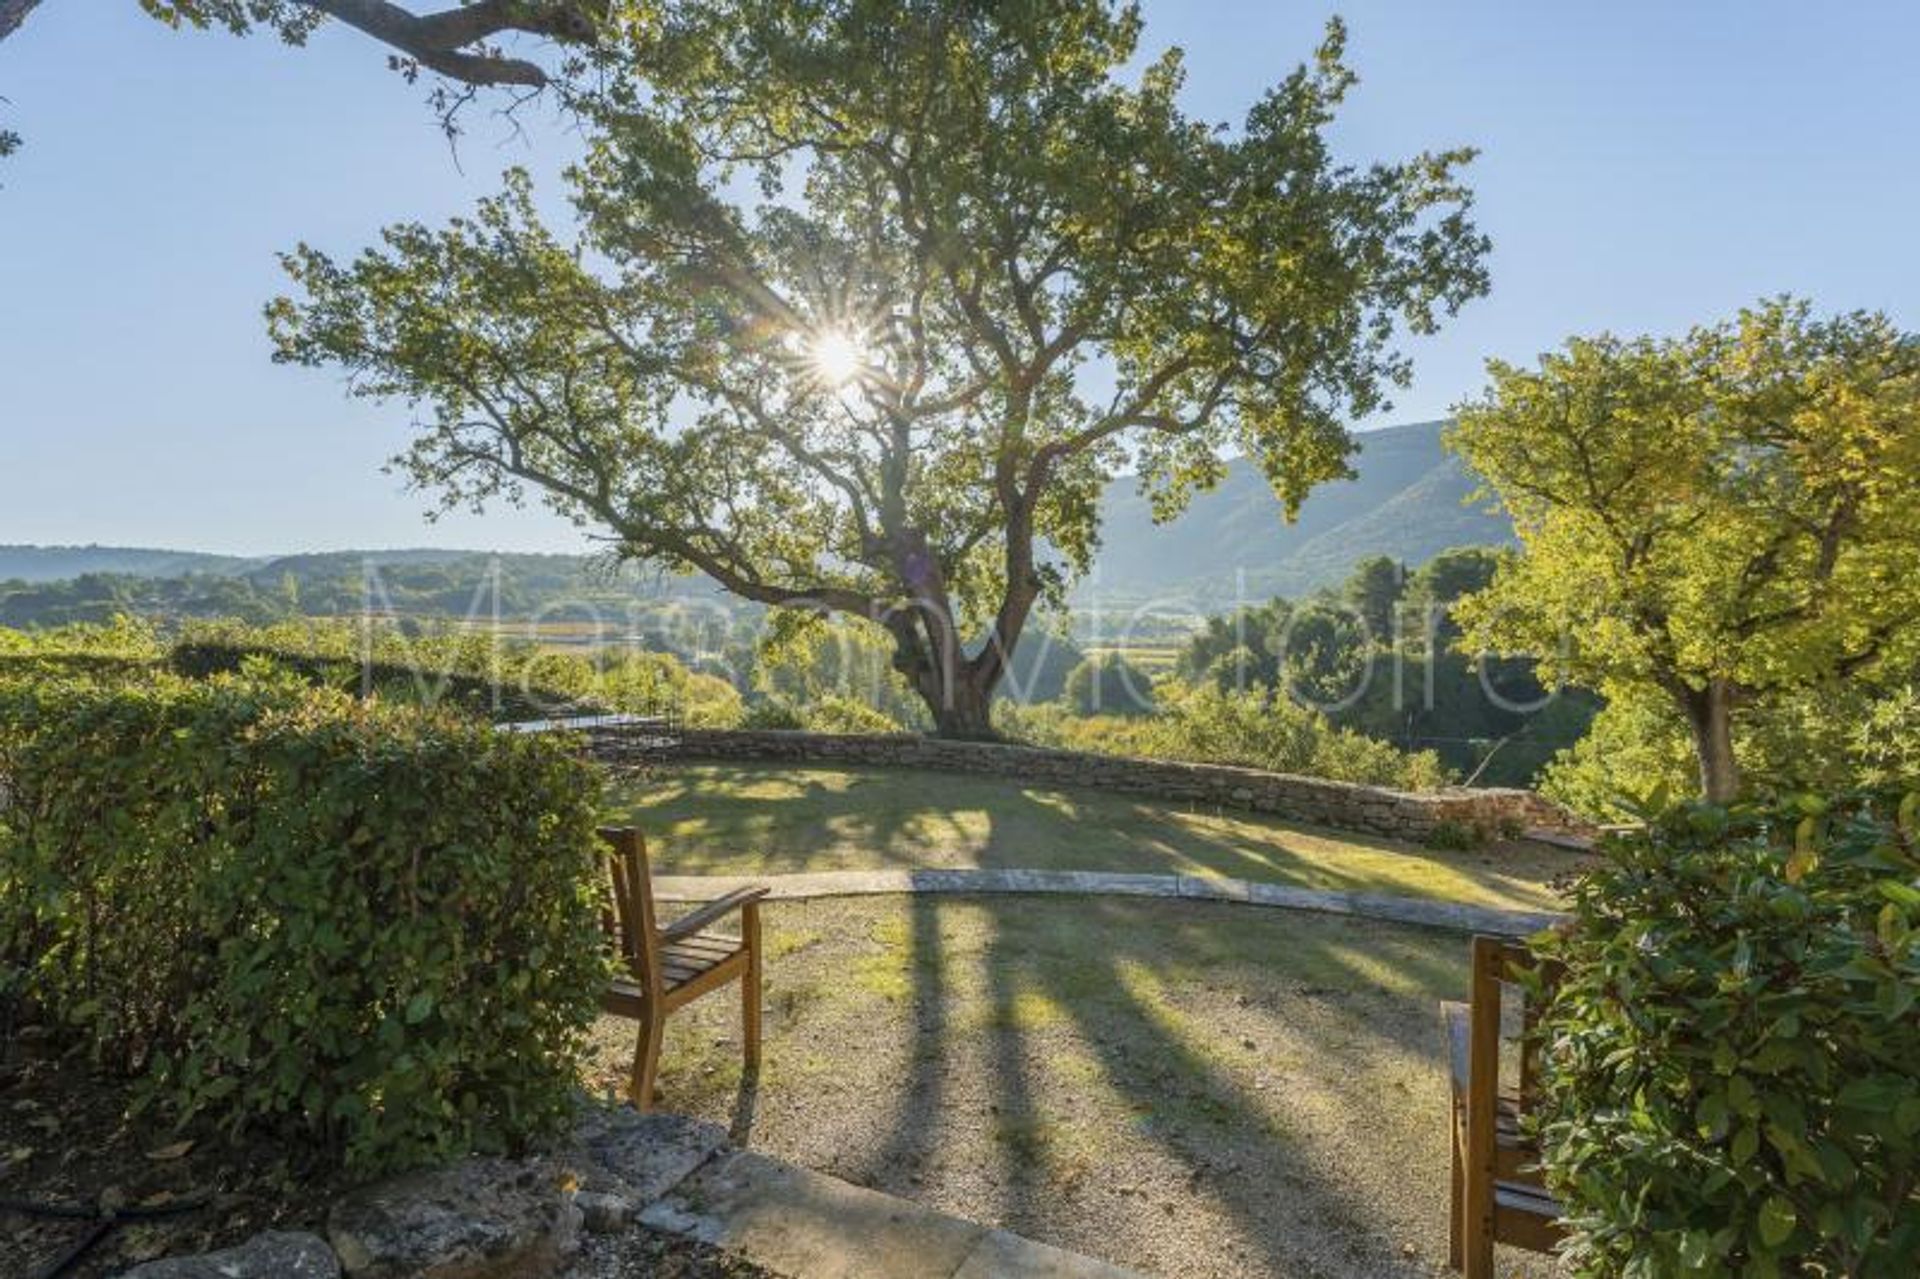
top-left (3, 3), bottom-right (1916, 555)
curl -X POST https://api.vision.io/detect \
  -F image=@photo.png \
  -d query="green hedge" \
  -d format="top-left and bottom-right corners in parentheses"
top-left (167, 618), bottom-right (742, 726)
top-left (0, 618), bottom-right (164, 687)
top-left (0, 673), bottom-right (609, 1173)
top-left (1534, 792), bottom-right (1920, 1275)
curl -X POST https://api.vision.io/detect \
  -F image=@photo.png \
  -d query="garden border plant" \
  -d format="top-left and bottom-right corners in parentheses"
top-left (1533, 790), bottom-right (1920, 1275)
top-left (0, 670), bottom-right (611, 1173)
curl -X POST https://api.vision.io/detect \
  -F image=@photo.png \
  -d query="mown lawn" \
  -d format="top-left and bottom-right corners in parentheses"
top-left (604, 762), bottom-right (1587, 912)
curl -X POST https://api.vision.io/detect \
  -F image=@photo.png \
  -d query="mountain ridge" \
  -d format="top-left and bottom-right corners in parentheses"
top-left (2, 422), bottom-right (1513, 607)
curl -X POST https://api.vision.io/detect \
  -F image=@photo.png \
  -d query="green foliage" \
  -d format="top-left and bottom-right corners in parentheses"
top-left (0, 673), bottom-right (609, 1173)
top-left (1064, 653), bottom-right (1156, 716)
top-left (738, 690), bottom-right (905, 734)
top-left (168, 618), bottom-right (742, 727)
top-left (0, 617), bottom-right (165, 685)
top-left (1450, 299), bottom-right (1920, 800)
top-left (794, 693), bottom-right (908, 735)
top-left (1421, 819), bottom-right (1480, 852)
top-left (0, 549), bottom-right (766, 636)
top-left (269, 3), bottom-right (1488, 733)
top-left (1343, 554), bottom-right (1404, 642)
top-left (1168, 552), bottom-right (1597, 787)
top-left (753, 615), bottom-right (926, 729)
top-left (1402, 546), bottom-right (1504, 636)
top-left (1545, 680), bottom-right (1920, 821)
top-left (1176, 599), bottom-right (1290, 687)
top-left (1278, 601), bottom-right (1370, 705)
top-left (1534, 792), bottom-right (1920, 1275)
top-left (1005, 685), bottom-right (1447, 790)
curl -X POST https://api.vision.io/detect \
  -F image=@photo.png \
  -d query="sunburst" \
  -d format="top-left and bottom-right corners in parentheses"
top-left (806, 327), bottom-right (870, 388)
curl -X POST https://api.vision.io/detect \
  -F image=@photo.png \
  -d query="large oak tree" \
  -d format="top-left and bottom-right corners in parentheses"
top-left (270, 1), bottom-right (1489, 737)
top-left (1449, 299), bottom-right (1920, 802)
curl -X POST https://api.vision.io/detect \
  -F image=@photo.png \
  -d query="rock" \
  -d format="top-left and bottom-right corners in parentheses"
top-left (120, 1230), bottom-right (340, 1279)
top-left (572, 1190), bottom-right (637, 1235)
top-left (327, 1156), bottom-right (582, 1279)
top-left (568, 1106), bottom-right (728, 1203)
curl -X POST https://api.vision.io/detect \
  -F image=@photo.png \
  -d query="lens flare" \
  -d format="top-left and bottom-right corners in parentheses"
top-left (808, 328), bottom-right (868, 387)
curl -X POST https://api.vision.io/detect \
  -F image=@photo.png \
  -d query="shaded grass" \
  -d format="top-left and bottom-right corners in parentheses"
top-left (606, 762), bottom-right (1586, 911)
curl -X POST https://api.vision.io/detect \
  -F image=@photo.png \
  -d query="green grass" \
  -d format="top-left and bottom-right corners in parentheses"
top-left (605, 762), bottom-right (1586, 911)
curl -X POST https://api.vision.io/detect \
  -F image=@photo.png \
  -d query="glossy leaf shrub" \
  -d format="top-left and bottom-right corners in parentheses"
top-left (0, 673), bottom-right (609, 1172)
top-left (1533, 792), bottom-right (1920, 1276)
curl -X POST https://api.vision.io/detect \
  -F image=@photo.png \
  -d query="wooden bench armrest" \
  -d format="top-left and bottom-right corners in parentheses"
top-left (659, 886), bottom-right (770, 942)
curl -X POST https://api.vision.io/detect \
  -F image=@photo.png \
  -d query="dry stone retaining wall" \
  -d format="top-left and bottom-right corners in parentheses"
top-left (583, 727), bottom-right (1588, 844)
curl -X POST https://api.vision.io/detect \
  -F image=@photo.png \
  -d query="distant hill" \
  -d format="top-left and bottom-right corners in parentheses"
top-left (3, 421), bottom-right (1512, 616)
top-left (1080, 419), bottom-right (1514, 606)
top-left (0, 544), bottom-right (265, 582)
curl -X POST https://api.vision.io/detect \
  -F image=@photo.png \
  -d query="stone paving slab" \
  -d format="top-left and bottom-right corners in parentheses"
top-left (640, 1148), bottom-right (1066, 1279)
top-left (952, 1229), bottom-right (1142, 1279)
top-left (652, 867), bottom-right (1563, 937)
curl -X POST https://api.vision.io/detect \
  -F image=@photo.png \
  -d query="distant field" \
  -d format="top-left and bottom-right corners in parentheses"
top-left (1080, 642), bottom-right (1184, 674)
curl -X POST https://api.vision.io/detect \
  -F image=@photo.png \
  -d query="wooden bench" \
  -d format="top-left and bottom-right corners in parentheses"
top-left (598, 826), bottom-right (768, 1110)
top-left (1441, 934), bottom-right (1565, 1276)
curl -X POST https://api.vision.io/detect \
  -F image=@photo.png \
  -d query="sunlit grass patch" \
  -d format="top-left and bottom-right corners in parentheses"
top-left (611, 762), bottom-right (1587, 912)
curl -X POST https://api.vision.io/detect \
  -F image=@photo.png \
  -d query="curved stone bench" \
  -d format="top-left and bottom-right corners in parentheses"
top-left (653, 867), bottom-right (1564, 937)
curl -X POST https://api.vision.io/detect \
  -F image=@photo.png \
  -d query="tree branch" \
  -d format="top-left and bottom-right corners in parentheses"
top-left (0, 1), bottom-right (600, 91)
top-left (302, 0), bottom-right (595, 87)
top-left (0, 0), bottom-right (41, 44)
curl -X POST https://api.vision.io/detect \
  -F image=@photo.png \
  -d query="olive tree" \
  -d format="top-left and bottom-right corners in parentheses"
top-left (270, 2), bottom-right (1488, 737)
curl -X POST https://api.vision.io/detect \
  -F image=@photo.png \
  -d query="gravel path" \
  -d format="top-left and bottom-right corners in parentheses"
top-left (582, 895), bottom-right (1558, 1279)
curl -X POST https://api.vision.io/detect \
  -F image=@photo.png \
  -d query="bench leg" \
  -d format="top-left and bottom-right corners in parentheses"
top-left (1463, 1168), bottom-right (1493, 1279)
top-left (1449, 1107), bottom-right (1465, 1271)
top-left (742, 902), bottom-right (763, 1071)
top-left (630, 1003), bottom-right (664, 1113)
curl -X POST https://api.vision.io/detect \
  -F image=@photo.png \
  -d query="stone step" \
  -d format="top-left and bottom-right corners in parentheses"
top-left (639, 1148), bottom-right (1139, 1279)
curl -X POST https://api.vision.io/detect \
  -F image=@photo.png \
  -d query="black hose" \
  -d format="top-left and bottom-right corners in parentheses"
top-left (1, 1191), bottom-right (212, 1220)
top-left (5, 1191), bottom-right (213, 1279)
top-left (27, 1219), bottom-right (111, 1279)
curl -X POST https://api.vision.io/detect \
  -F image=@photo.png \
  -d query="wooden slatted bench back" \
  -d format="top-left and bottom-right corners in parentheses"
top-left (1444, 934), bottom-right (1565, 1275)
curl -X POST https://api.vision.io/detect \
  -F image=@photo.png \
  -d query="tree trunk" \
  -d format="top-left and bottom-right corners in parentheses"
top-left (1679, 679), bottom-right (1741, 804)
top-left (887, 620), bottom-right (1010, 740)
top-left (929, 676), bottom-right (998, 740)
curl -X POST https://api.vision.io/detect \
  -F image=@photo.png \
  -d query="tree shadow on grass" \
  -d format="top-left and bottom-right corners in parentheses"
top-left (611, 762), bottom-right (1574, 908)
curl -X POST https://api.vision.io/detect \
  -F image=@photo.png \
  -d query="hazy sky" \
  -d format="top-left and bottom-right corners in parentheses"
top-left (3, 3), bottom-right (1916, 555)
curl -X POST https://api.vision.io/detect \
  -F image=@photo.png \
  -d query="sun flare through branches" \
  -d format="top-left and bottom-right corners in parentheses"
top-left (805, 327), bottom-right (870, 389)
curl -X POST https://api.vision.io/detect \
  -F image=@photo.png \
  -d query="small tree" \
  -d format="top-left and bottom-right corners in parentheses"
top-left (1449, 299), bottom-right (1920, 802)
top-left (1064, 652), bottom-right (1154, 716)
top-left (269, 2), bottom-right (1488, 738)
top-left (1342, 554), bottom-right (1404, 644)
